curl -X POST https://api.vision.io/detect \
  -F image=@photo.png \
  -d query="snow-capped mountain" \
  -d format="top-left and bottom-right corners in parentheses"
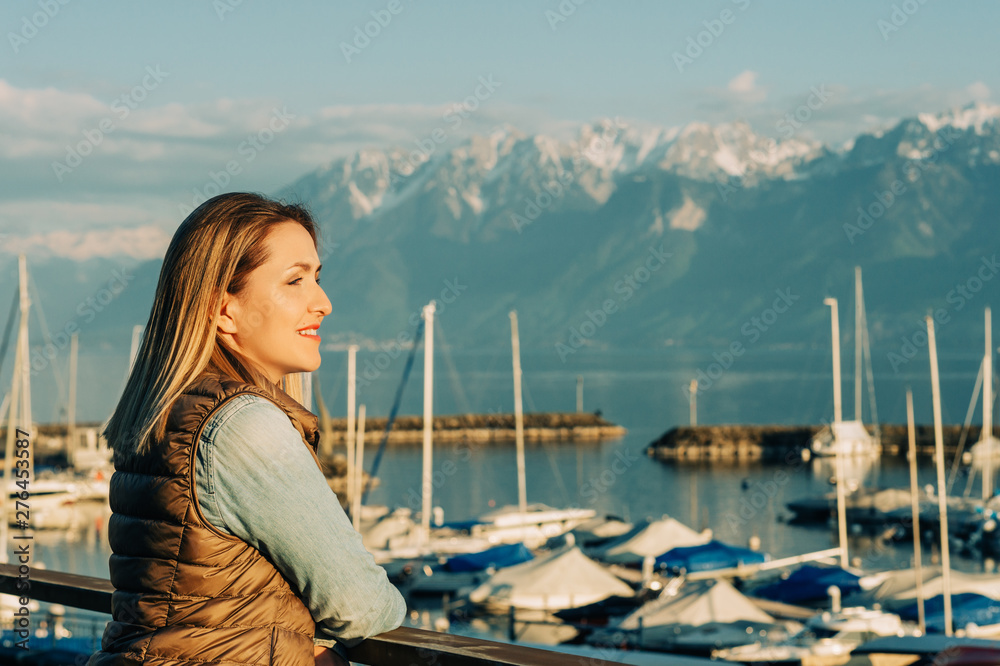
top-left (273, 100), bottom-right (999, 345)
top-left (284, 102), bottom-right (1000, 237)
top-left (5, 102), bottom-right (999, 423)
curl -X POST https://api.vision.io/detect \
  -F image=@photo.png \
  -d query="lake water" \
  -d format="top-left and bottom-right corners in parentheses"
top-left (14, 429), bottom-right (993, 581)
top-left (7, 344), bottom-right (995, 649)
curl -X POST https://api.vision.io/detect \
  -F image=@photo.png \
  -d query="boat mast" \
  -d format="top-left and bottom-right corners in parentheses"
top-left (18, 255), bottom-right (31, 467)
top-left (985, 307), bottom-right (993, 501)
top-left (824, 297), bottom-right (848, 567)
top-left (689, 378), bottom-right (698, 426)
top-left (421, 301), bottom-right (435, 545)
top-left (926, 315), bottom-right (953, 635)
top-left (128, 324), bottom-right (142, 372)
top-left (346, 344), bottom-right (357, 504)
top-left (825, 298), bottom-right (844, 424)
top-left (906, 388), bottom-right (926, 634)
top-left (576, 375), bottom-right (583, 414)
top-left (510, 311), bottom-right (528, 518)
top-left (313, 374), bottom-right (333, 459)
top-left (1, 254), bottom-right (32, 562)
top-left (67, 331), bottom-right (77, 463)
top-left (855, 267), bottom-right (863, 422)
top-left (352, 404), bottom-right (366, 531)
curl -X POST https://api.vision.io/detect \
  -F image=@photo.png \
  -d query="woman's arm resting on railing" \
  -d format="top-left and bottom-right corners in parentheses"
top-left (314, 645), bottom-right (349, 666)
top-left (197, 396), bottom-right (407, 652)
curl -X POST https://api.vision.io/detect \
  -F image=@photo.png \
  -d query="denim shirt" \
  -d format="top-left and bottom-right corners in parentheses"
top-left (194, 393), bottom-right (406, 653)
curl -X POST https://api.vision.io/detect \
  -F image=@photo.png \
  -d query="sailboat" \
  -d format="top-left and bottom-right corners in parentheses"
top-left (809, 268), bottom-right (880, 458)
top-left (366, 308), bottom-right (594, 565)
top-left (365, 302), bottom-right (499, 563)
top-left (1, 254), bottom-right (79, 531)
top-left (461, 311), bottom-right (595, 547)
top-left (967, 307), bottom-right (999, 481)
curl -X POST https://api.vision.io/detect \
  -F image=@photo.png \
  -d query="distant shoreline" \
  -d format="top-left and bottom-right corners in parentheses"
top-left (4, 412), bottom-right (629, 450)
top-left (647, 423), bottom-right (998, 462)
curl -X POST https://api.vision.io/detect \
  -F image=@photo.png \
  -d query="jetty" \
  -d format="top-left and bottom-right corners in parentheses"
top-left (646, 424), bottom-right (999, 462)
top-left (319, 412), bottom-right (627, 444)
top-left (4, 412), bottom-right (626, 457)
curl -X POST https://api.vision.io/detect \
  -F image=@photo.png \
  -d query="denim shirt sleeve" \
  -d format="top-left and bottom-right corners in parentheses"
top-left (195, 393), bottom-right (406, 651)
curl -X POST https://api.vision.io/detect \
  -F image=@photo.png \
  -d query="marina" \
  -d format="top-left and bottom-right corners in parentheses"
top-left (3, 257), bottom-right (1000, 665)
top-left (7, 427), bottom-right (1000, 662)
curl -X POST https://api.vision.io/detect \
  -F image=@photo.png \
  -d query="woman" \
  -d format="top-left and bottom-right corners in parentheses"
top-left (89, 193), bottom-right (406, 665)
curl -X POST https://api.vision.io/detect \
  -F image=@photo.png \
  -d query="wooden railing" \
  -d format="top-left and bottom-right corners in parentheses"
top-left (0, 564), bottom-right (631, 665)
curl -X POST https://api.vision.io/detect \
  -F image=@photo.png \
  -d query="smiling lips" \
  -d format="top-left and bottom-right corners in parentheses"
top-left (297, 324), bottom-right (320, 340)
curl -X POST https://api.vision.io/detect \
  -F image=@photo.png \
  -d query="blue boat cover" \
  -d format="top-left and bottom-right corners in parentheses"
top-left (753, 564), bottom-right (862, 604)
top-left (898, 593), bottom-right (1000, 634)
top-left (444, 543), bottom-right (534, 573)
top-left (654, 540), bottom-right (768, 573)
top-left (440, 519), bottom-right (487, 532)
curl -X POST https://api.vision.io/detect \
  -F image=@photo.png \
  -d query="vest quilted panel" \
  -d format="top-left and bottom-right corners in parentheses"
top-left (89, 374), bottom-right (320, 665)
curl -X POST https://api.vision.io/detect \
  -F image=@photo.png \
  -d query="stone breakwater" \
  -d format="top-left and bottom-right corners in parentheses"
top-left (6, 413), bottom-right (626, 467)
top-left (317, 412), bottom-right (627, 444)
top-left (646, 424), bottom-right (1000, 462)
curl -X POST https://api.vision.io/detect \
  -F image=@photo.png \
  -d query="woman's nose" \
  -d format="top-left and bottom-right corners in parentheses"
top-left (314, 284), bottom-right (332, 315)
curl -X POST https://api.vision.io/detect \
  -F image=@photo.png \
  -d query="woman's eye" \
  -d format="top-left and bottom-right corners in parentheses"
top-left (289, 278), bottom-right (302, 285)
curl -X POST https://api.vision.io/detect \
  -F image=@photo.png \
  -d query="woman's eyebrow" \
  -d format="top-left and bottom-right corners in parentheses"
top-left (285, 261), bottom-right (322, 272)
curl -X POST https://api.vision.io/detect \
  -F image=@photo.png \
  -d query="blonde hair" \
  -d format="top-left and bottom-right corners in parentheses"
top-left (104, 192), bottom-right (321, 457)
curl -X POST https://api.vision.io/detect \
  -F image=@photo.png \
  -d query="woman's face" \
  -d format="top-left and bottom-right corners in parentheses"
top-left (219, 221), bottom-right (332, 384)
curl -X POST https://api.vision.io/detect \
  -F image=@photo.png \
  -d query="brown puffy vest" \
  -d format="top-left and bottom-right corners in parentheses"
top-left (89, 373), bottom-right (323, 665)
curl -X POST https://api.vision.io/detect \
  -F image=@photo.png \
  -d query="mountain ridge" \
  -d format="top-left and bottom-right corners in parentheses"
top-left (2, 102), bottom-right (997, 423)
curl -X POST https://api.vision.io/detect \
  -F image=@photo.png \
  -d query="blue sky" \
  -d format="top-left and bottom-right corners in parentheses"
top-left (1, 0), bottom-right (998, 259)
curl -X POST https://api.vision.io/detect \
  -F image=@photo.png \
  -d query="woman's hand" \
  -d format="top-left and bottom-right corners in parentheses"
top-left (314, 645), bottom-right (349, 666)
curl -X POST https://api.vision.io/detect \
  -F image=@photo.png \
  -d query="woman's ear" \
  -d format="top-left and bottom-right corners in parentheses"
top-left (216, 292), bottom-right (239, 335)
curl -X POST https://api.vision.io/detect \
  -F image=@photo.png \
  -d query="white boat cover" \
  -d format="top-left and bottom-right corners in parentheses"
top-left (851, 567), bottom-right (1000, 609)
top-left (361, 510), bottom-right (415, 550)
top-left (811, 420), bottom-right (878, 456)
top-left (969, 436), bottom-right (1000, 469)
top-left (616, 579), bottom-right (775, 630)
top-left (592, 516), bottom-right (708, 565)
top-left (571, 516), bottom-right (634, 544)
top-left (468, 546), bottom-right (633, 610)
